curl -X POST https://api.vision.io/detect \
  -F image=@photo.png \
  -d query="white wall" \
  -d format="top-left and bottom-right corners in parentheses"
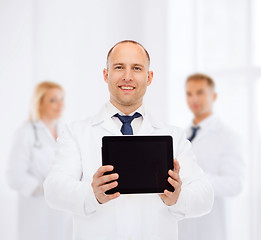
top-left (32, 0), bottom-right (170, 122)
top-left (0, 1), bottom-right (33, 239)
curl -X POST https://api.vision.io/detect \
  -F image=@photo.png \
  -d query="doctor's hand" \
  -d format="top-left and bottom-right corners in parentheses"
top-left (159, 158), bottom-right (182, 206)
top-left (91, 165), bottom-right (120, 204)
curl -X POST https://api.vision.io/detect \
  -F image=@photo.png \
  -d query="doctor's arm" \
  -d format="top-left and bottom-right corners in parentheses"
top-left (166, 129), bottom-right (214, 220)
top-left (44, 124), bottom-right (101, 216)
top-left (6, 126), bottom-right (43, 197)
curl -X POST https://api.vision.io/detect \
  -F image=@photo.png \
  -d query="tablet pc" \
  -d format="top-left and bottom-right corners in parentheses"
top-left (102, 135), bottom-right (174, 194)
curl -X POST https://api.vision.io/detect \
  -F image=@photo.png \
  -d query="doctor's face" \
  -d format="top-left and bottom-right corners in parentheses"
top-left (40, 88), bottom-right (64, 120)
top-left (186, 79), bottom-right (216, 117)
top-left (103, 42), bottom-right (153, 112)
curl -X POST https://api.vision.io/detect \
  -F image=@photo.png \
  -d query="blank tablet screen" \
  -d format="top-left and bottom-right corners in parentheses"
top-left (102, 135), bottom-right (174, 194)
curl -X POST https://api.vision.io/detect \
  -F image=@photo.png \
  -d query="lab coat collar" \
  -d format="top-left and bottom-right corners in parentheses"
top-left (138, 110), bottom-right (164, 134)
top-left (32, 120), bottom-right (46, 129)
top-left (106, 101), bottom-right (145, 118)
top-left (32, 120), bottom-right (61, 142)
top-left (91, 102), bottom-right (164, 135)
top-left (188, 114), bottom-right (222, 143)
top-left (196, 114), bottom-right (222, 132)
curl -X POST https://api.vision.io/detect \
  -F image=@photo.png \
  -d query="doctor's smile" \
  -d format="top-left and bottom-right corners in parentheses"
top-left (119, 85), bottom-right (136, 91)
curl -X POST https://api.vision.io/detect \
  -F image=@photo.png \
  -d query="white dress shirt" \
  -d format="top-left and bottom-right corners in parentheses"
top-left (108, 101), bottom-right (144, 135)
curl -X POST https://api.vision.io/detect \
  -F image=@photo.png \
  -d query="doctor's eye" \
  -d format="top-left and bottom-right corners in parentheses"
top-left (115, 66), bottom-right (123, 70)
top-left (134, 67), bottom-right (141, 71)
top-left (50, 98), bottom-right (57, 103)
top-left (197, 90), bottom-right (205, 95)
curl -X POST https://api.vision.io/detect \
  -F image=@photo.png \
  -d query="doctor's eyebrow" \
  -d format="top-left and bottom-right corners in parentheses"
top-left (112, 63), bottom-right (145, 67)
top-left (132, 64), bottom-right (144, 68)
top-left (112, 63), bottom-right (124, 66)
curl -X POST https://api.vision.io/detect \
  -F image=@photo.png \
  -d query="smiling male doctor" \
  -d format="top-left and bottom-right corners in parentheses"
top-left (44, 40), bottom-right (214, 240)
top-left (178, 73), bottom-right (244, 240)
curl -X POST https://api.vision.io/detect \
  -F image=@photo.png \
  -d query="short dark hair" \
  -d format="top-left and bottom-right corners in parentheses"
top-left (106, 40), bottom-right (150, 68)
top-left (186, 73), bottom-right (215, 89)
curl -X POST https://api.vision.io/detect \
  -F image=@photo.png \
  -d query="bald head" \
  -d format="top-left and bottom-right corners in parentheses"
top-left (103, 40), bottom-right (153, 115)
top-left (106, 40), bottom-right (150, 69)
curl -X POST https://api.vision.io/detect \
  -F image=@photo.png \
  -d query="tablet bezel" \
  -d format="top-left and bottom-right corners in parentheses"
top-left (102, 135), bottom-right (174, 194)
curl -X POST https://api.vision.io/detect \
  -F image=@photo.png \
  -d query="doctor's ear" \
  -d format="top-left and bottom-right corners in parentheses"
top-left (213, 92), bottom-right (217, 101)
top-left (103, 68), bottom-right (108, 83)
top-left (147, 71), bottom-right (153, 86)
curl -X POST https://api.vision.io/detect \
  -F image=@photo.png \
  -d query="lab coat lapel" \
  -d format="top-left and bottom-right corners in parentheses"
top-left (138, 116), bottom-right (154, 134)
top-left (101, 117), bottom-right (121, 135)
top-left (91, 105), bottom-right (121, 135)
top-left (138, 111), bottom-right (163, 135)
top-left (192, 115), bottom-right (221, 143)
top-left (192, 128), bottom-right (208, 143)
top-left (34, 121), bottom-right (56, 144)
top-left (92, 104), bottom-right (163, 135)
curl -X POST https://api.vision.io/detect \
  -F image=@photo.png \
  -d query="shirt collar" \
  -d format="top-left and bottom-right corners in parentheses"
top-left (106, 101), bottom-right (145, 118)
top-left (191, 114), bottom-right (220, 132)
top-left (91, 102), bottom-right (164, 129)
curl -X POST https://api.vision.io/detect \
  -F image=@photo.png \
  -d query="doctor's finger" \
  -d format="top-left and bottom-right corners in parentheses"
top-left (104, 192), bottom-right (120, 202)
top-left (163, 189), bottom-right (175, 198)
top-left (100, 180), bottom-right (118, 194)
top-left (168, 170), bottom-right (180, 181)
top-left (96, 191), bottom-right (120, 204)
top-left (168, 177), bottom-right (178, 188)
top-left (99, 173), bottom-right (119, 186)
top-left (94, 165), bottom-right (114, 179)
top-left (173, 159), bottom-right (180, 174)
top-left (168, 177), bottom-right (181, 190)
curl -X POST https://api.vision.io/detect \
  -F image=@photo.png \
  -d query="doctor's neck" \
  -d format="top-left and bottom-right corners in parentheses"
top-left (41, 117), bottom-right (58, 131)
top-left (193, 111), bottom-right (212, 126)
top-left (110, 100), bottom-right (143, 116)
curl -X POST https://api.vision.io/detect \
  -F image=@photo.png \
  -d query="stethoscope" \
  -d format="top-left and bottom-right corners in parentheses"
top-left (32, 122), bottom-right (42, 148)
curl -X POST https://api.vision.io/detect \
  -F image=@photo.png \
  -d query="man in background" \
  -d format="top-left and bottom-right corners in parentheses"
top-left (179, 73), bottom-right (244, 240)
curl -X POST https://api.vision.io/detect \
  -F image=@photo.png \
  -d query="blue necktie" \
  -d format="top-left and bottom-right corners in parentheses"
top-left (188, 126), bottom-right (200, 142)
top-left (114, 112), bottom-right (142, 135)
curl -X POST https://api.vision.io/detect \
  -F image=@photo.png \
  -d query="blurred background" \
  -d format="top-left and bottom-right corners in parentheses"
top-left (0, 0), bottom-right (260, 239)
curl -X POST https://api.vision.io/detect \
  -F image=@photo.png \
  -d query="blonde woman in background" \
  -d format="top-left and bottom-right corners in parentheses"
top-left (7, 81), bottom-right (72, 240)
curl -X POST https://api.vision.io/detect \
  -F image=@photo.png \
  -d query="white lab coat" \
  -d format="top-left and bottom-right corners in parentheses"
top-left (178, 114), bottom-right (244, 240)
top-left (44, 103), bottom-right (214, 240)
top-left (7, 121), bottom-right (72, 240)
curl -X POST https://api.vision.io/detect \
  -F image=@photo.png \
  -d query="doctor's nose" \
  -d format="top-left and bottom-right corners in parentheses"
top-left (57, 99), bottom-right (64, 108)
top-left (189, 95), bottom-right (199, 102)
top-left (122, 69), bottom-right (133, 82)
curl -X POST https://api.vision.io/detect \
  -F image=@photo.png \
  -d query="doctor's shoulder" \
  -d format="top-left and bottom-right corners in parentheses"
top-left (11, 121), bottom-right (35, 146)
top-left (161, 122), bottom-right (190, 152)
top-left (167, 124), bottom-right (188, 143)
top-left (59, 117), bottom-right (94, 138)
top-left (148, 111), bottom-right (187, 140)
top-left (217, 120), bottom-right (243, 144)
